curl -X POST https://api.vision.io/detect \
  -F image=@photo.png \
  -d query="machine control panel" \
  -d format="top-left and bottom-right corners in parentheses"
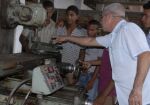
top-left (32, 64), bottom-right (64, 95)
top-left (40, 65), bottom-right (64, 91)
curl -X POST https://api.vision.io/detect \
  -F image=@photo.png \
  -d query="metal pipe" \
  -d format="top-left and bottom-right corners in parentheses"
top-left (21, 89), bottom-right (31, 105)
top-left (6, 78), bottom-right (31, 105)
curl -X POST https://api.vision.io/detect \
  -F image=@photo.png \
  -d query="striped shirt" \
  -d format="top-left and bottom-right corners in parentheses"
top-left (57, 27), bottom-right (86, 65)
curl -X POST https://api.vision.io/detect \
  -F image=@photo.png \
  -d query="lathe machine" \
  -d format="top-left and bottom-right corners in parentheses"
top-left (0, 0), bottom-right (92, 104)
top-left (0, 42), bottom-right (91, 105)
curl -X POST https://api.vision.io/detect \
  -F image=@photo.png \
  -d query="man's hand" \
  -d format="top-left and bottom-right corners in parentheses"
top-left (129, 87), bottom-right (142, 105)
top-left (52, 36), bottom-right (68, 44)
top-left (79, 61), bottom-right (91, 72)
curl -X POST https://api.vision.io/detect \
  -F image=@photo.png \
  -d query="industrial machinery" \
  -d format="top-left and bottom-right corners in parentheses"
top-left (0, 45), bottom-right (86, 105)
top-left (0, 42), bottom-right (89, 105)
top-left (0, 0), bottom-right (92, 104)
top-left (2, 0), bottom-right (46, 28)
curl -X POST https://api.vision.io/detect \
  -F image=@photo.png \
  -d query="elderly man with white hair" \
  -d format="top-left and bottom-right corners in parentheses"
top-left (53, 3), bottom-right (150, 105)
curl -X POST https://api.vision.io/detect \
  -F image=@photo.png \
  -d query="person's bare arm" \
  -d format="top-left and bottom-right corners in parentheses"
top-left (88, 59), bottom-right (101, 66)
top-left (54, 36), bottom-right (101, 47)
top-left (80, 59), bottom-right (101, 71)
top-left (93, 80), bottom-right (115, 105)
top-left (86, 65), bottom-right (100, 91)
top-left (129, 51), bottom-right (150, 105)
top-left (100, 80), bottom-right (114, 97)
top-left (19, 34), bottom-right (31, 53)
top-left (85, 57), bottom-right (101, 90)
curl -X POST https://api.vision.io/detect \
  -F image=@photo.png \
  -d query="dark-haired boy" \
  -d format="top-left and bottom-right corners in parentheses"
top-left (78, 20), bottom-right (103, 102)
top-left (56, 5), bottom-right (87, 85)
top-left (141, 1), bottom-right (150, 47)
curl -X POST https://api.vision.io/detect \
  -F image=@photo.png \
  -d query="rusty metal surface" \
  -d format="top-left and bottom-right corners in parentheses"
top-left (0, 53), bottom-right (48, 63)
top-left (0, 53), bottom-right (61, 63)
top-left (50, 87), bottom-right (77, 100)
top-left (0, 53), bottom-right (61, 80)
top-left (0, 65), bottom-right (23, 80)
top-left (0, 78), bottom-right (77, 105)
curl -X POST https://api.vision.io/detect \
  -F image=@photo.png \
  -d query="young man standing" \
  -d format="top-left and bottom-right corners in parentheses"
top-left (56, 5), bottom-right (86, 85)
top-left (78, 20), bottom-right (103, 102)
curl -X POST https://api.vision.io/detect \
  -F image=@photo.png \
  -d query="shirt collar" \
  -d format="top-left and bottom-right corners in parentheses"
top-left (110, 19), bottom-right (126, 43)
top-left (112, 19), bottom-right (126, 34)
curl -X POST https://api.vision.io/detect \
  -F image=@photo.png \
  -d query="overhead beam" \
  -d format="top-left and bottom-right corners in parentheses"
top-left (84, 0), bottom-right (144, 6)
top-left (97, 1), bottom-right (143, 5)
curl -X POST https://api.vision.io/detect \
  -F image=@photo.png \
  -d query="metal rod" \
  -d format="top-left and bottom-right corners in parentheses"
top-left (21, 89), bottom-right (31, 105)
top-left (6, 78), bottom-right (31, 105)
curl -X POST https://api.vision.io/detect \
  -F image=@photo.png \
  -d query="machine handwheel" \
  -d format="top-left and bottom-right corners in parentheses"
top-left (6, 79), bottom-right (33, 105)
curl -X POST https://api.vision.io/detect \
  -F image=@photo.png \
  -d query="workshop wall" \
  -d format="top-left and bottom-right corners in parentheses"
top-left (0, 0), bottom-right (14, 54)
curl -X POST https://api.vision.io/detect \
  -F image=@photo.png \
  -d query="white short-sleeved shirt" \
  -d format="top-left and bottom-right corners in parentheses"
top-left (84, 47), bottom-right (103, 73)
top-left (22, 19), bottom-right (56, 48)
top-left (96, 20), bottom-right (150, 105)
top-left (37, 20), bottom-right (56, 43)
top-left (57, 26), bottom-right (86, 65)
